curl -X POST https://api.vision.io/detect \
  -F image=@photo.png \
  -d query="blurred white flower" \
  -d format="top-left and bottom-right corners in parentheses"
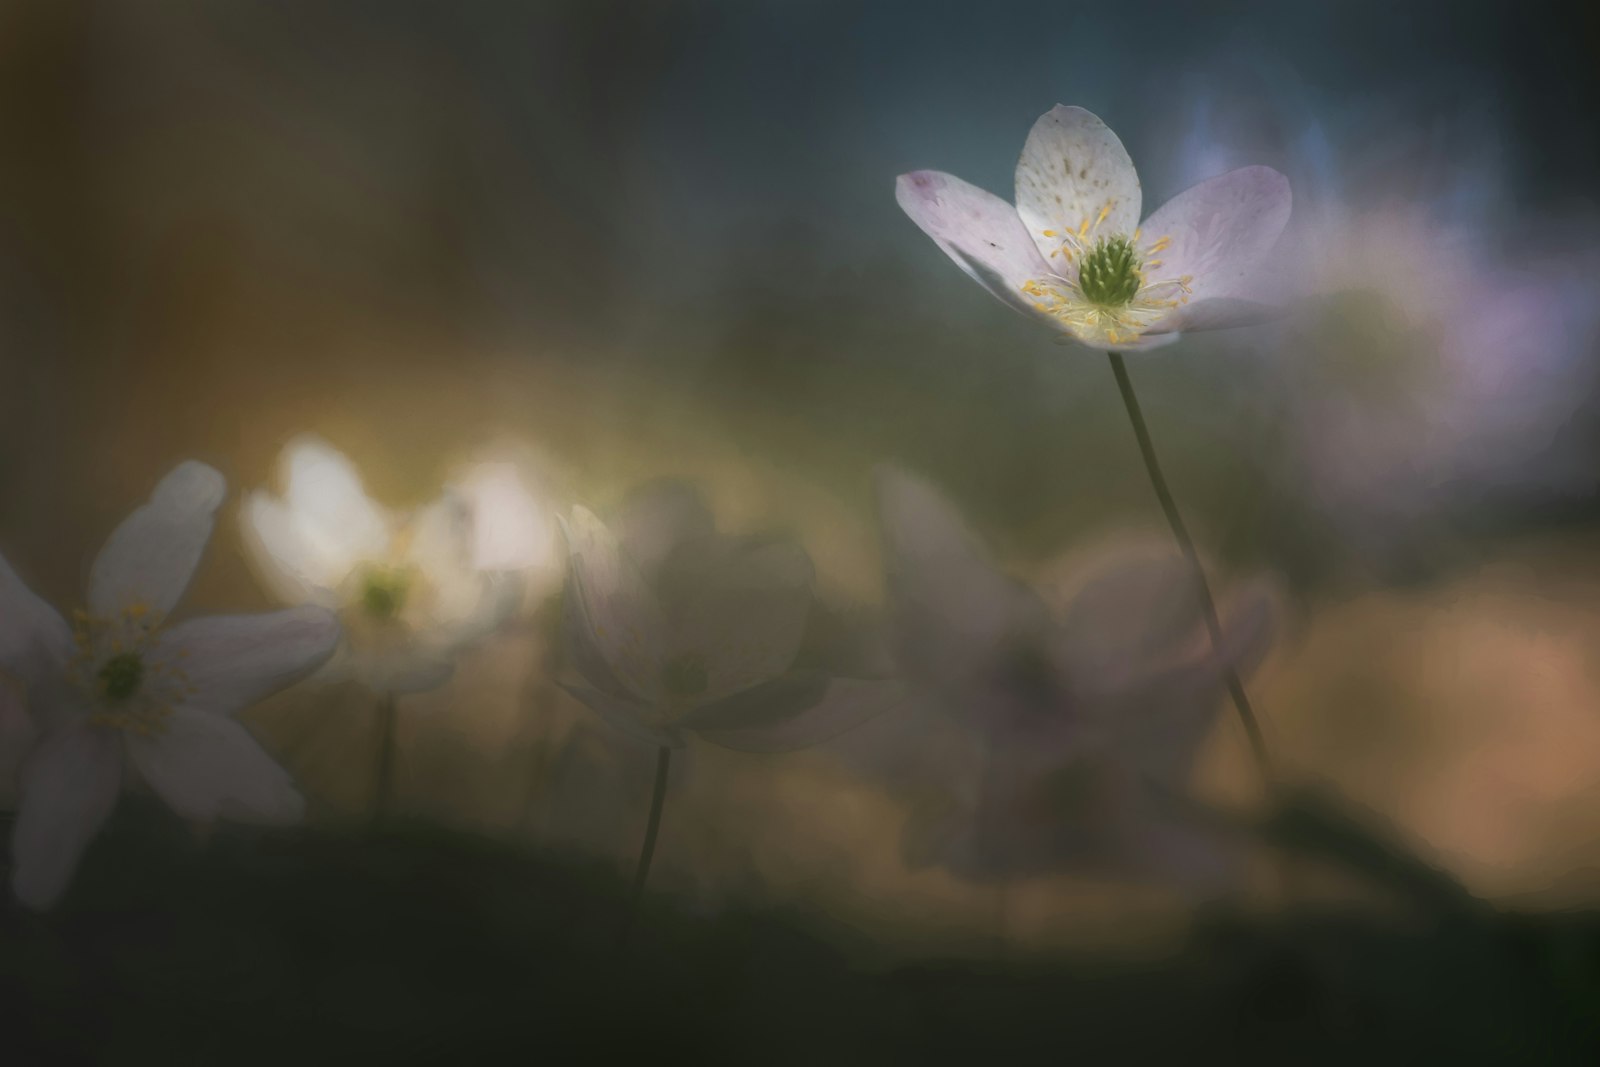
top-left (859, 467), bottom-right (1277, 887)
top-left (452, 460), bottom-right (557, 574)
top-left (1271, 208), bottom-right (1600, 556)
top-left (896, 104), bottom-right (1291, 351)
top-left (241, 435), bottom-right (530, 694)
top-left (561, 483), bottom-right (902, 752)
top-left (1151, 69), bottom-right (1600, 561)
top-left (0, 461), bottom-right (339, 910)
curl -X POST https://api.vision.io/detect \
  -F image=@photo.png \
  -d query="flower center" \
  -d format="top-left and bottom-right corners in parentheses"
top-left (69, 602), bottom-right (188, 735)
top-left (659, 653), bottom-right (709, 701)
top-left (1021, 219), bottom-right (1193, 347)
top-left (359, 566), bottom-right (412, 621)
top-left (1076, 235), bottom-right (1143, 307)
top-left (97, 651), bottom-right (145, 702)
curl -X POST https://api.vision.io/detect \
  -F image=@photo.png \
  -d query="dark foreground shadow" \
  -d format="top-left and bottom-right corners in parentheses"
top-left (1, 797), bottom-right (1597, 1065)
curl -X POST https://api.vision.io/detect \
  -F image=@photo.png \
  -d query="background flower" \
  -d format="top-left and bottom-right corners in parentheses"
top-left (562, 481), bottom-right (902, 752)
top-left (242, 434), bottom-right (535, 694)
top-left (847, 467), bottom-right (1277, 888)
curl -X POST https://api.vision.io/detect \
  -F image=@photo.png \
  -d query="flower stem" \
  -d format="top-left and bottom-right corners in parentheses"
top-left (373, 692), bottom-right (398, 822)
top-left (1106, 351), bottom-right (1273, 787)
top-left (517, 600), bottom-right (566, 836)
top-left (618, 744), bottom-right (672, 953)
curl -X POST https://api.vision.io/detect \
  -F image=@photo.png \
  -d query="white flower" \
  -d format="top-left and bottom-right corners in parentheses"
top-left (561, 483), bottom-right (902, 752)
top-left (0, 461), bottom-right (340, 910)
top-left (1271, 208), bottom-right (1600, 562)
top-left (864, 467), bottom-right (1277, 887)
top-left (241, 435), bottom-right (529, 694)
top-left (896, 104), bottom-right (1291, 351)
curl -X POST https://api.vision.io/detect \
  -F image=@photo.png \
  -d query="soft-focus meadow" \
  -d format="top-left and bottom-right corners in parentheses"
top-left (2, 1), bottom-right (1600, 1062)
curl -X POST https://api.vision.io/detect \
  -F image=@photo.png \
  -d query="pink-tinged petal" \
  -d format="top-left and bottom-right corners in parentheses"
top-left (1014, 105), bottom-right (1142, 262)
top-left (671, 541), bottom-right (814, 701)
top-left (88, 461), bottom-right (226, 620)
top-left (559, 683), bottom-right (682, 749)
top-left (127, 708), bottom-right (304, 825)
top-left (11, 722), bottom-right (123, 911)
top-left (151, 606), bottom-right (341, 717)
top-left (1144, 296), bottom-right (1283, 336)
top-left (686, 675), bottom-right (906, 753)
top-left (873, 467), bottom-right (1045, 692)
top-left (0, 549), bottom-right (73, 698)
top-left (561, 507), bottom-right (667, 702)
top-left (895, 170), bottom-right (1054, 316)
top-left (1138, 165), bottom-right (1291, 307)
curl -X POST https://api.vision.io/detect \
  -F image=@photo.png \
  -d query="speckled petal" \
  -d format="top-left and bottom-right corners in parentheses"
top-left (1015, 106), bottom-right (1142, 263)
top-left (1137, 165), bottom-right (1291, 307)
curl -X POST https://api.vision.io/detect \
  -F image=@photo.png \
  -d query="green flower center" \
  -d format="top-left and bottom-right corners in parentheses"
top-left (360, 567), bottom-right (412, 621)
top-left (98, 652), bottom-right (145, 703)
top-left (660, 653), bottom-right (709, 701)
top-left (1077, 235), bottom-right (1143, 307)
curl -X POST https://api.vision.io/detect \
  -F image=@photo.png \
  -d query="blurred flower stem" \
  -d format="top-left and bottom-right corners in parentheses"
top-left (1106, 352), bottom-right (1274, 787)
top-left (373, 693), bottom-right (398, 821)
top-left (618, 745), bottom-right (672, 953)
top-left (517, 597), bottom-right (567, 836)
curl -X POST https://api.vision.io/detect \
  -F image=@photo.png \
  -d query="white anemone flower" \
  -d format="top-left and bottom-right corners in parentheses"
top-left (896, 104), bottom-right (1291, 351)
top-left (241, 435), bottom-right (527, 694)
top-left (561, 485), bottom-right (902, 753)
top-left (0, 461), bottom-right (340, 910)
top-left (865, 467), bottom-right (1277, 887)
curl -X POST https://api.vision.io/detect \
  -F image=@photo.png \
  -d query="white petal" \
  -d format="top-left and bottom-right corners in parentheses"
top-left (403, 492), bottom-right (480, 624)
top-left (1014, 105), bottom-right (1142, 263)
top-left (451, 461), bottom-right (554, 573)
top-left (672, 541), bottom-right (813, 700)
top-left (244, 436), bottom-right (392, 598)
top-left (561, 507), bottom-right (666, 702)
top-left (152, 607), bottom-right (341, 716)
top-left (895, 170), bottom-right (1055, 316)
top-left (0, 548), bottom-right (73, 697)
top-left (127, 708), bottom-right (304, 824)
top-left (88, 461), bottom-right (225, 619)
top-left (1143, 295), bottom-right (1282, 336)
top-left (1137, 166), bottom-right (1291, 306)
top-left (559, 683), bottom-right (682, 749)
top-left (873, 466), bottom-right (1044, 691)
top-left (11, 722), bottom-right (122, 910)
top-left (239, 492), bottom-right (343, 605)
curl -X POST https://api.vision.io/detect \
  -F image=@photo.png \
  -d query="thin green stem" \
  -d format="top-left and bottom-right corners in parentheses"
top-left (617, 744), bottom-right (672, 953)
top-left (373, 692), bottom-right (398, 822)
top-left (1106, 351), bottom-right (1273, 787)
